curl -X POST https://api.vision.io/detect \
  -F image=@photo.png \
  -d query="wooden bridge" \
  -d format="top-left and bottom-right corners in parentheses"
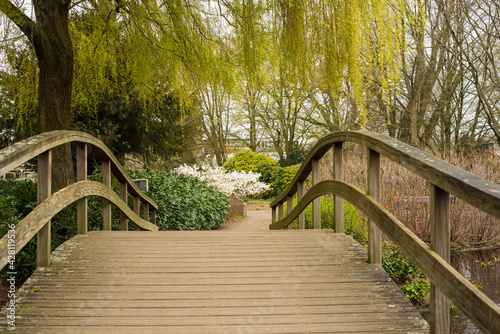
top-left (1, 131), bottom-right (500, 333)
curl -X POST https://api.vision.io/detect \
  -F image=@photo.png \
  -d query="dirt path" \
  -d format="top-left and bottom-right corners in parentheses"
top-left (218, 209), bottom-right (271, 231)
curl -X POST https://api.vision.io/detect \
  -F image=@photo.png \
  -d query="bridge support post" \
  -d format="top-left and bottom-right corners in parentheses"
top-left (430, 185), bottom-right (450, 334)
top-left (272, 206), bottom-right (276, 226)
top-left (312, 159), bottom-right (321, 229)
top-left (144, 202), bottom-right (150, 222)
top-left (287, 196), bottom-right (293, 229)
top-left (367, 149), bottom-right (381, 264)
top-left (134, 196), bottom-right (141, 230)
top-left (120, 182), bottom-right (128, 231)
top-left (102, 160), bottom-right (112, 231)
top-left (151, 209), bottom-right (156, 225)
top-left (333, 143), bottom-right (344, 233)
top-left (37, 150), bottom-right (51, 267)
top-left (77, 143), bottom-right (87, 235)
top-left (298, 181), bottom-right (305, 229)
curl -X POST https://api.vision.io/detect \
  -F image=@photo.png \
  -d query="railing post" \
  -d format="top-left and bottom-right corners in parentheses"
top-left (367, 149), bottom-right (381, 264)
top-left (272, 206), bottom-right (277, 226)
top-left (77, 143), bottom-right (87, 235)
top-left (312, 158), bottom-right (321, 229)
top-left (102, 160), bottom-right (112, 231)
top-left (333, 142), bottom-right (344, 233)
top-left (151, 209), bottom-right (156, 226)
top-left (287, 195), bottom-right (293, 229)
top-left (37, 150), bottom-right (51, 267)
top-left (144, 202), bottom-right (150, 222)
top-left (134, 196), bottom-right (141, 230)
top-left (298, 181), bottom-right (305, 229)
top-left (278, 202), bottom-right (284, 225)
top-left (430, 185), bottom-right (450, 334)
top-left (120, 182), bottom-right (128, 231)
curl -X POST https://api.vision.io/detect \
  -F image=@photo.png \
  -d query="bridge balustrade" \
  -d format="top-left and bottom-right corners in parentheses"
top-left (270, 131), bottom-right (500, 334)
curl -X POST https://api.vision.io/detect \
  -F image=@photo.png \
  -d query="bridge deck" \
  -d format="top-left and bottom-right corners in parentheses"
top-left (3, 230), bottom-right (429, 333)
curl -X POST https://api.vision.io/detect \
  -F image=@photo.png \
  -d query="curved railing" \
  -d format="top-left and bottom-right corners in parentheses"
top-left (270, 131), bottom-right (500, 334)
top-left (0, 131), bottom-right (158, 270)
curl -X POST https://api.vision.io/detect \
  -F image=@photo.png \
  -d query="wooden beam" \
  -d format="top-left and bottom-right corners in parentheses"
top-left (312, 159), bottom-right (321, 229)
top-left (36, 150), bottom-right (51, 267)
top-left (77, 143), bottom-right (87, 235)
top-left (134, 196), bottom-right (140, 231)
top-left (151, 209), bottom-right (156, 226)
top-left (120, 182), bottom-right (128, 231)
top-left (333, 143), bottom-right (344, 233)
top-left (287, 195), bottom-right (293, 230)
top-left (298, 181), bottom-right (305, 229)
top-left (271, 206), bottom-right (276, 227)
top-left (367, 149), bottom-right (381, 264)
top-left (278, 203), bottom-right (284, 225)
top-left (102, 160), bottom-right (112, 231)
top-left (430, 185), bottom-right (450, 334)
top-left (144, 202), bottom-right (150, 222)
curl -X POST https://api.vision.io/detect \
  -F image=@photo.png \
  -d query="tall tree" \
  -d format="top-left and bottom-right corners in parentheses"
top-left (1, 0), bottom-right (74, 190)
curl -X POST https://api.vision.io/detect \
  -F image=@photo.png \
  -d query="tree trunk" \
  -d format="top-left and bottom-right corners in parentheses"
top-left (33, 0), bottom-right (74, 191)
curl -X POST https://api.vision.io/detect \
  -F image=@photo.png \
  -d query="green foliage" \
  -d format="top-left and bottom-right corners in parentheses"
top-left (223, 151), bottom-right (301, 199)
top-left (223, 150), bottom-right (277, 173)
top-left (343, 202), bottom-right (368, 246)
top-left (400, 278), bottom-right (430, 305)
top-left (128, 170), bottom-right (229, 230)
top-left (0, 179), bottom-right (38, 283)
top-left (382, 242), bottom-right (424, 283)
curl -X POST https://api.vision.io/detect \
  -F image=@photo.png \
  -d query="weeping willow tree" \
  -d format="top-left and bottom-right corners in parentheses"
top-left (0, 0), bottom-right (406, 177)
top-left (0, 0), bottom-right (212, 188)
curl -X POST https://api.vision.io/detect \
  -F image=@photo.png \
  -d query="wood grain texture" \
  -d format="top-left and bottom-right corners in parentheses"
top-left (0, 230), bottom-right (429, 333)
top-left (0, 181), bottom-right (158, 270)
top-left (270, 180), bottom-right (500, 334)
top-left (0, 130), bottom-right (157, 209)
top-left (270, 131), bottom-right (500, 220)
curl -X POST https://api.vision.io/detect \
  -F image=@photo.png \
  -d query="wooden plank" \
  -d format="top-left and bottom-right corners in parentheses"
top-left (287, 195), bottom-right (293, 229)
top-left (333, 142), bottom-right (344, 233)
top-left (1, 230), bottom-right (429, 333)
top-left (102, 160), bottom-right (111, 231)
top-left (312, 158), bottom-right (321, 229)
top-left (298, 180), bottom-right (305, 229)
top-left (367, 148), bottom-right (381, 264)
top-left (76, 143), bottom-right (87, 235)
top-left (430, 185), bottom-right (450, 334)
top-left (120, 182), bottom-right (128, 231)
top-left (36, 150), bottom-right (51, 267)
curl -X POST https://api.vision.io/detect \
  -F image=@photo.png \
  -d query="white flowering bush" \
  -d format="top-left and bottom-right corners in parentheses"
top-left (175, 164), bottom-right (270, 198)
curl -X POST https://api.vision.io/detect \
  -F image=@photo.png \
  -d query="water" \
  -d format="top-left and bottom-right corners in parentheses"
top-left (449, 249), bottom-right (500, 333)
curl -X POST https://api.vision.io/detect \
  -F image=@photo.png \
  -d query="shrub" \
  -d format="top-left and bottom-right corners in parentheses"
top-left (223, 150), bottom-right (277, 173)
top-left (128, 170), bottom-right (229, 230)
top-left (400, 278), bottom-right (430, 306)
top-left (175, 165), bottom-right (269, 198)
top-left (382, 242), bottom-right (424, 283)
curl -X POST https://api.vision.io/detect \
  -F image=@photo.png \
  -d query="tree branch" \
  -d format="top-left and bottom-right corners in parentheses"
top-left (0, 0), bottom-right (40, 43)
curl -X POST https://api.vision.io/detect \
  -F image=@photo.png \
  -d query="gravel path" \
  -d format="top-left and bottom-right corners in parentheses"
top-left (218, 209), bottom-right (271, 231)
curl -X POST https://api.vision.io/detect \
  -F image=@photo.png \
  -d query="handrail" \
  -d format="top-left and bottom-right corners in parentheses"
top-left (0, 131), bottom-right (157, 207)
top-left (0, 130), bottom-right (158, 270)
top-left (271, 131), bottom-right (500, 218)
top-left (0, 181), bottom-right (158, 269)
top-left (270, 131), bottom-right (500, 334)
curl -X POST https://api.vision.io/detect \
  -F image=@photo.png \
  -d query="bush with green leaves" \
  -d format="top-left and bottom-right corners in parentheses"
top-left (223, 151), bottom-right (300, 198)
top-left (223, 150), bottom-right (277, 173)
top-left (400, 278), bottom-right (430, 305)
top-left (128, 170), bottom-right (229, 230)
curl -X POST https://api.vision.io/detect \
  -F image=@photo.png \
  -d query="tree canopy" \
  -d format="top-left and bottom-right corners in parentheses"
top-left (1, 0), bottom-right (499, 170)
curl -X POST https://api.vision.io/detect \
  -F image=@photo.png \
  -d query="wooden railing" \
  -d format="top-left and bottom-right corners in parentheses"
top-left (270, 131), bottom-right (500, 334)
top-left (0, 131), bottom-right (158, 270)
